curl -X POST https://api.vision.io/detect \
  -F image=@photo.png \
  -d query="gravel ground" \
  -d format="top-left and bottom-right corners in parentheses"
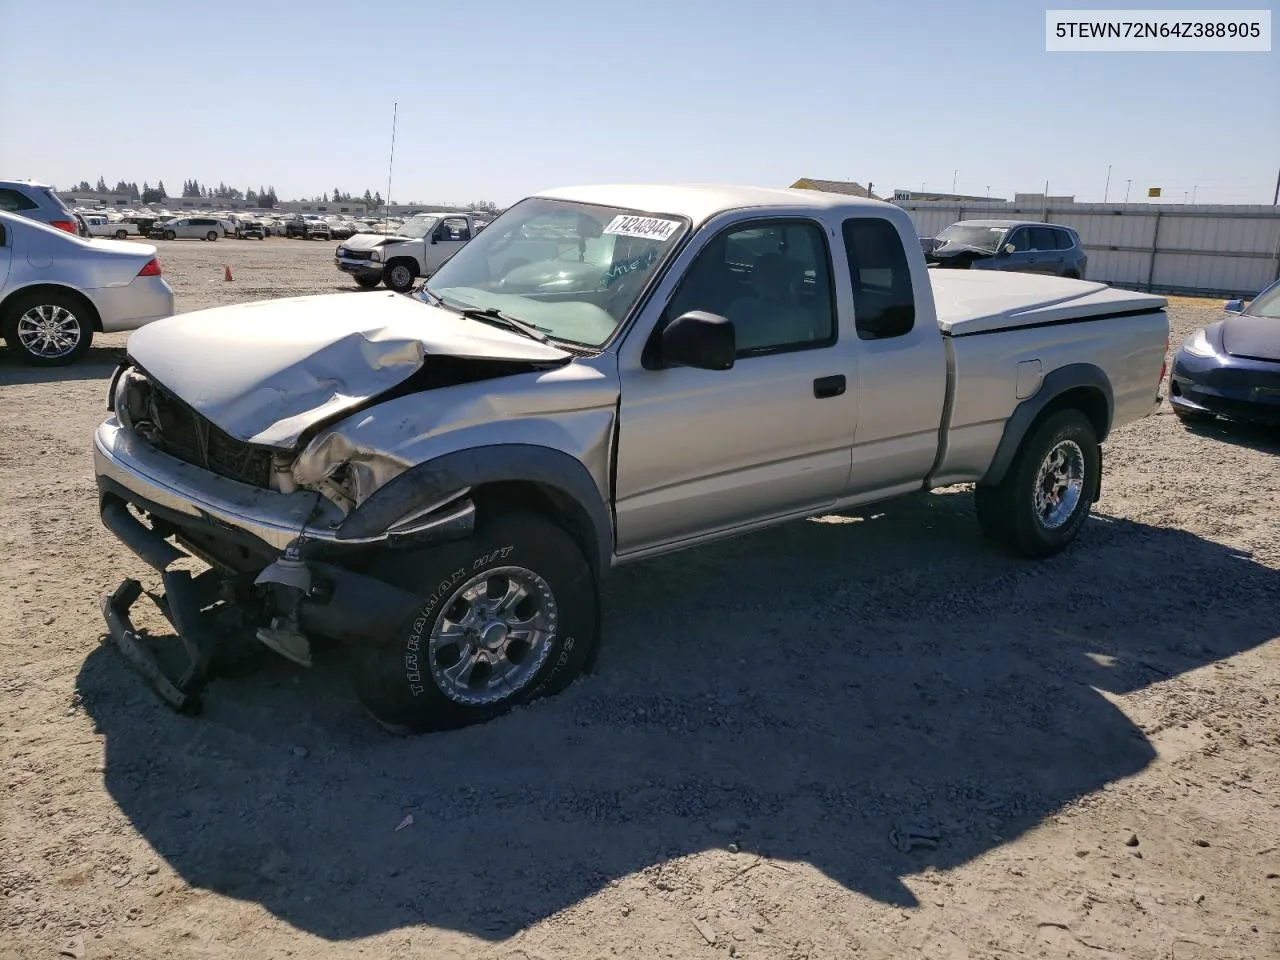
top-left (2, 238), bottom-right (1278, 960)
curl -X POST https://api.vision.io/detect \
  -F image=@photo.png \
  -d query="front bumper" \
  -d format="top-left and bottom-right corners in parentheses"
top-left (93, 417), bottom-right (470, 711)
top-left (335, 256), bottom-right (382, 279)
top-left (95, 418), bottom-right (334, 551)
top-left (1168, 350), bottom-right (1280, 426)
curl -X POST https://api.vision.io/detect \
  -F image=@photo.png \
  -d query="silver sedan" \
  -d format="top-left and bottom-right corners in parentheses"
top-left (0, 211), bottom-right (175, 366)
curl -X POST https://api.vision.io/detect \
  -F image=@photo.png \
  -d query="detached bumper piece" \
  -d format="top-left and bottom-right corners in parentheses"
top-left (99, 498), bottom-right (237, 712)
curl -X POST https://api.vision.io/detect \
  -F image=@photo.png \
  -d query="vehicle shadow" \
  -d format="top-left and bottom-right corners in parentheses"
top-left (76, 490), bottom-right (1279, 941)
top-left (0, 345), bottom-right (125, 384)
top-left (1177, 416), bottom-right (1280, 454)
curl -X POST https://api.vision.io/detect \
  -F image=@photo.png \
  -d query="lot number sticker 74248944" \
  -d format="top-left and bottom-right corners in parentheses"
top-left (602, 215), bottom-right (681, 241)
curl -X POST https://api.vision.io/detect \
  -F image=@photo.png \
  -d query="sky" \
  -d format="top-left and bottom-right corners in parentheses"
top-left (1, 0), bottom-right (1277, 206)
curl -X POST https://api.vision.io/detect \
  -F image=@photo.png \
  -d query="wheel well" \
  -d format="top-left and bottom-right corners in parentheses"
top-left (0, 284), bottom-right (103, 332)
top-left (386, 256), bottom-right (418, 275)
top-left (471, 480), bottom-right (601, 573)
top-left (1032, 386), bottom-right (1110, 442)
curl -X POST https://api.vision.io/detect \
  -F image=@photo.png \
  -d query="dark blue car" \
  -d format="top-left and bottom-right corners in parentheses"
top-left (1168, 277), bottom-right (1280, 426)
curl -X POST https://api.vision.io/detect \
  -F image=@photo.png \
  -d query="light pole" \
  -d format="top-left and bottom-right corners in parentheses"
top-left (1103, 164), bottom-right (1112, 203)
top-left (1124, 179), bottom-right (1132, 203)
top-left (952, 169), bottom-right (957, 193)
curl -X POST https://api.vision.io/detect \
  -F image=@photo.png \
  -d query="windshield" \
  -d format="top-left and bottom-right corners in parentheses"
top-left (935, 223), bottom-right (1008, 252)
top-left (1243, 282), bottom-right (1280, 319)
top-left (395, 214), bottom-right (440, 239)
top-left (419, 197), bottom-right (689, 347)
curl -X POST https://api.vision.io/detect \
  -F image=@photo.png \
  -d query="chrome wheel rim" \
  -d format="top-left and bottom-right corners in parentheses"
top-left (1034, 439), bottom-right (1085, 530)
top-left (427, 566), bottom-right (557, 705)
top-left (389, 265), bottom-right (412, 288)
top-left (17, 304), bottom-right (82, 359)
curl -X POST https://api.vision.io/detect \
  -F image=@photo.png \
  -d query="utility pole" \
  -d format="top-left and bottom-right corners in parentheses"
top-left (1191, 185), bottom-right (1198, 204)
top-left (1273, 167), bottom-right (1279, 205)
top-left (1103, 164), bottom-right (1112, 203)
top-left (1125, 179), bottom-right (1132, 203)
top-left (986, 185), bottom-right (991, 198)
top-left (952, 169), bottom-right (958, 193)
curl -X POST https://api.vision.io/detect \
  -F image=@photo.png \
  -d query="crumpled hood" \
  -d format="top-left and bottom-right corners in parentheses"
top-left (339, 232), bottom-right (410, 251)
top-left (125, 292), bottom-right (572, 449)
top-left (1222, 313), bottom-right (1280, 361)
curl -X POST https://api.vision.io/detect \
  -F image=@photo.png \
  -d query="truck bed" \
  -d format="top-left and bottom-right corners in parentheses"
top-left (930, 271), bottom-right (1167, 336)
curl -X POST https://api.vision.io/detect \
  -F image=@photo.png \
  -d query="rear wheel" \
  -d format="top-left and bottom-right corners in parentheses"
top-left (974, 409), bottom-right (1099, 558)
top-left (1, 290), bottom-right (95, 366)
top-left (164, 230), bottom-right (176, 241)
top-left (206, 231), bottom-right (218, 242)
top-left (350, 511), bottom-right (597, 732)
top-left (384, 260), bottom-right (417, 293)
top-left (114, 229), bottom-right (128, 240)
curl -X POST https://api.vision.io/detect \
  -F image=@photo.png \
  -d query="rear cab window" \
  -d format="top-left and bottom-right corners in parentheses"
top-left (841, 218), bottom-right (916, 339)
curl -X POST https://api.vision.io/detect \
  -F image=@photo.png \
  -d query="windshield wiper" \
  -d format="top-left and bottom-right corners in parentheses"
top-left (457, 306), bottom-right (552, 344)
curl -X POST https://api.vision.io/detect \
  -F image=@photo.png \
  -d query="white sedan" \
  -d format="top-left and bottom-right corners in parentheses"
top-left (0, 211), bottom-right (175, 366)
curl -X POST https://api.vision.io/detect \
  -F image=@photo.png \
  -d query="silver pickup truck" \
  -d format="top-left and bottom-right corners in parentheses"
top-left (93, 184), bottom-right (1169, 731)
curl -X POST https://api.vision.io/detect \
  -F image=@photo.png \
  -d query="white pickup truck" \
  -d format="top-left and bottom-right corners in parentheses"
top-left (334, 211), bottom-right (482, 292)
top-left (94, 184), bottom-right (1168, 731)
top-left (83, 215), bottom-right (139, 240)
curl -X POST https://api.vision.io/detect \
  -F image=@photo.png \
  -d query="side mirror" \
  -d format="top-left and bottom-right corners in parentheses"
top-left (1223, 299), bottom-right (1245, 314)
top-left (1003, 243), bottom-right (1016, 255)
top-left (659, 311), bottom-right (735, 370)
top-left (430, 236), bottom-right (438, 244)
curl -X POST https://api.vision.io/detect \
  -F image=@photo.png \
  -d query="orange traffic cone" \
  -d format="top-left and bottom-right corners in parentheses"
top-left (224, 265), bottom-right (233, 281)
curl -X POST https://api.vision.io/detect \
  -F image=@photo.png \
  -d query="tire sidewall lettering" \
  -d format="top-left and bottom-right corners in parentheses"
top-left (403, 545), bottom-right (523, 696)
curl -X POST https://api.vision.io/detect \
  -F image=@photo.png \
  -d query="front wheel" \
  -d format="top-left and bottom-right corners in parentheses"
top-left (351, 511), bottom-right (597, 733)
top-left (114, 229), bottom-right (128, 239)
top-left (354, 274), bottom-right (382, 289)
top-left (207, 231), bottom-right (218, 242)
top-left (383, 260), bottom-right (416, 293)
top-left (164, 230), bottom-right (176, 241)
top-left (974, 409), bottom-right (1099, 558)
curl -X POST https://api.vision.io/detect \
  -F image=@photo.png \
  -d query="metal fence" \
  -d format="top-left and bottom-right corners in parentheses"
top-left (897, 201), bottom-right (1280, 299)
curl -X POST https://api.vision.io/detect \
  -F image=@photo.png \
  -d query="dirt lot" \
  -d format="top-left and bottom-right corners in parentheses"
top-left (2, 238), bottom-right (1278, 960)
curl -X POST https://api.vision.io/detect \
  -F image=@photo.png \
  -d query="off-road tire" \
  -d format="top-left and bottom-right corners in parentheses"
top-left (351, 511), bottom-right (597, 733)
top-left (974, 408), bottom-right (1100, 559)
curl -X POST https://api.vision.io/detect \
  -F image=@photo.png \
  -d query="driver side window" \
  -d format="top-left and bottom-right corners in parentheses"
top-left (664, 219), bottom-right (836, 357)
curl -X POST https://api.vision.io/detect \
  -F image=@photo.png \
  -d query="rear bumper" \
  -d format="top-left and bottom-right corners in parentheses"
top-left (93, 278), bottom-right (175, 333)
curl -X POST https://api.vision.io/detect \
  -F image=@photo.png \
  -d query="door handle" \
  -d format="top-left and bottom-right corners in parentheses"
top-left (813, 375), bottom-right (846, 399)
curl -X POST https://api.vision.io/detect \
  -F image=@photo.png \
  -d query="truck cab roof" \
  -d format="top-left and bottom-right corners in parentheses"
top-left (537, 183), bottom-right (897, 229)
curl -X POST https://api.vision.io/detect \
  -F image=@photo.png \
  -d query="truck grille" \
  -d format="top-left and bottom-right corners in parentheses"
top-left (340, 249), bottom-right (373, 261)
top-left (148, 388), bottom-right (273, 488)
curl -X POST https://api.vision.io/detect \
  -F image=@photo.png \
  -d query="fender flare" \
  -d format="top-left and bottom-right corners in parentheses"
top-left (980, 362), bottom-right (1113, 488)
top-left (335, 444), bottom-right (613, 575)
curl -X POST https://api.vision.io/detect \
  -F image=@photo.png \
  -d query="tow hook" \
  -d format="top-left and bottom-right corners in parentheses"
top-left (253, 539), bottom-right (314, 668)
